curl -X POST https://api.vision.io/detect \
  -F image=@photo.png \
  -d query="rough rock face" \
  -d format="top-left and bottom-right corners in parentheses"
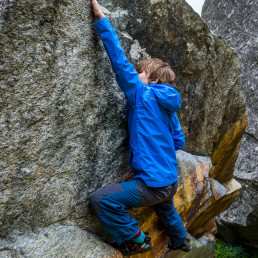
top-left (0, 0), bottom-right (246, 256)
top-left (175, 151), bottom-right (241, 238)
top-left (202, 0), bottom-right (258, 248)
top-left (0, 225), bottom-right (122, 258)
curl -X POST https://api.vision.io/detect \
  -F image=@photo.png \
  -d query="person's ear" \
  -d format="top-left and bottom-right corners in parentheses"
top-left (151, 78), bottom-right (159, 84)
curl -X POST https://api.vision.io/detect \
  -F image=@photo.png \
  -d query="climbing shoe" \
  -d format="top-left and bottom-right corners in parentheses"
top-left (112, 233), bottom-right (152, 256)
top-left (168, 238), bottom-right (191, 252)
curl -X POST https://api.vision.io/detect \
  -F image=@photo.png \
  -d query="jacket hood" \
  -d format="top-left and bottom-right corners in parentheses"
top-left (149, 83), bottom-right (181, 113)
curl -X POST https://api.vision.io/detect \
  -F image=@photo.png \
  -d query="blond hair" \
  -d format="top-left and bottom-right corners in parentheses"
top-left (136, 58), bottom-right (176, 84)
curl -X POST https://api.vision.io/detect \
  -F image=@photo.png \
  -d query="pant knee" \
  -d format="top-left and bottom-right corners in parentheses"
top-left (90, 190), bottom-right (102, 214)
top-left (90, 183), bottom-right (124, 214)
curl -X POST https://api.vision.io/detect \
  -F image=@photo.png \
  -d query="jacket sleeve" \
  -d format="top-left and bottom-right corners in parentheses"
top-left (173, 129), bottom-right (185, 151)
top-left (170, 113), bottom-right (185, 151)
top-left (94, 17), bottom-right (143, 107)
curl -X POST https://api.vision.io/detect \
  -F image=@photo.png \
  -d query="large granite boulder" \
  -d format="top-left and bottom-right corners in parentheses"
top-left (0, 224), bottom-right (122, 258)
top-left (0, 0), bottom-right (246, 256)
top-left (202, 0), bottom-right (258, 248)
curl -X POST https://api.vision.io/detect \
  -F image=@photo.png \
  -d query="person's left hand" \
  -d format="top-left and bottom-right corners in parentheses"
top-left (91, 0), bottom-right (105, 20)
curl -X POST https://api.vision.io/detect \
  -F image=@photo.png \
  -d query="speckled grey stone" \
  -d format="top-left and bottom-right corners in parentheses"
top-left (202, 0), bottom-right (258, 248)
top-left (0, 224), bottom-right (121, 258)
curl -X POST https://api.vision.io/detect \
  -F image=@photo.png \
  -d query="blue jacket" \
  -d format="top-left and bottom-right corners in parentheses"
top-left (95, 17), bottom-right (185, 187)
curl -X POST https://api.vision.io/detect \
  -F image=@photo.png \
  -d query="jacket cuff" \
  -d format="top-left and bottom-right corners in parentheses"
top-left (94, 17), bottom-right (111, 33)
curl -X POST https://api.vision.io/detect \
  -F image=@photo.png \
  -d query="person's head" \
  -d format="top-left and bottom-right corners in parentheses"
top-left (136, 58), bottom-right (176, 85)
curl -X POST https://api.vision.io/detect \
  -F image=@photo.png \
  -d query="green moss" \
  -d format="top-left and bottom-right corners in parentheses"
top-left (215, 238), bottom-right (258, 258)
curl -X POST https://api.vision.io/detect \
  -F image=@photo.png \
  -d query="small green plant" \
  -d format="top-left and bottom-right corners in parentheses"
top-left (215, 237), bottom-right (249, 258)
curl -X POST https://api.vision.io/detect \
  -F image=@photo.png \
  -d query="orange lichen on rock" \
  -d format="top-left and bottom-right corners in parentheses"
top-left (174, 152), bottom-right (241, 238)
top-left (210, 112), bottom-right (248, 183)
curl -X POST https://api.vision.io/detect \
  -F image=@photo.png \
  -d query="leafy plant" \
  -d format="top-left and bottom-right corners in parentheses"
top-left (215, 237), bottom-right (250, 258)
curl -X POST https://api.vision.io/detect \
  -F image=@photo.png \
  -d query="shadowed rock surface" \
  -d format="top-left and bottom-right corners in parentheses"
top-left (166, 234), bottom-right (215, 258)
top-left (202, 0), bottom-right (258, 248)
top-left (0, 0), bottom-right (247, 256)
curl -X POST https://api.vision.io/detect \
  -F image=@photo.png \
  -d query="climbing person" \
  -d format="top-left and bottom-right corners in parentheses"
top-left (90, 0), bottom-right (191, 256)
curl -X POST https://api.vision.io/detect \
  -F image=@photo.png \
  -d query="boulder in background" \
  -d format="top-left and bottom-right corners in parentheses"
top-left (202, 0), bottom-right (258, 249)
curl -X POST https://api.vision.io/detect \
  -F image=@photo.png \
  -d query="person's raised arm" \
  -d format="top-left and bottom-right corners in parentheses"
top-left (91, 0), bottom-right (143, 107)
